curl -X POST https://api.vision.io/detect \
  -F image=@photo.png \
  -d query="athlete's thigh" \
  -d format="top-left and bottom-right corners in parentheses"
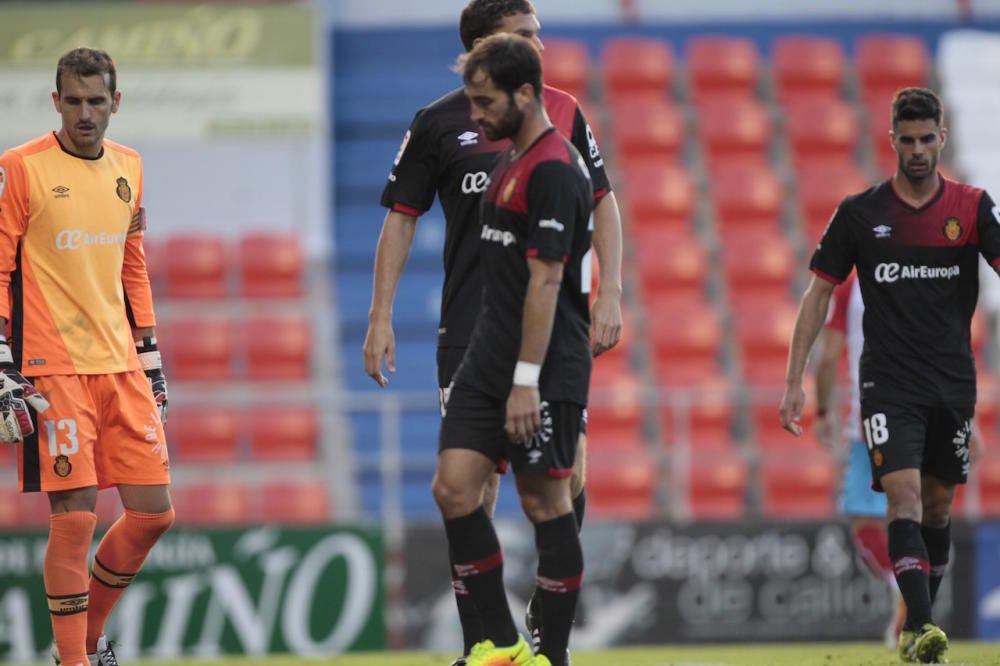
top-left (510, 400), bottom-right (582, 478)
top-left (922, 405), bottom-right (973, 485)
top-left (439, 381), bottom-right (508, 466)
top-left (860, 398), bottom-right (928, 492)
top-left (95, 370), bottom-right (170, 488)
top-left (18, 374), bottom-right (99, 493)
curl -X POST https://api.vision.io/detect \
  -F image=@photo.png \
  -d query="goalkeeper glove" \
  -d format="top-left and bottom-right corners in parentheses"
top-left (137, 336), bottom-right (168, 423)
top-left (0, 339), bottom-right (50, 443)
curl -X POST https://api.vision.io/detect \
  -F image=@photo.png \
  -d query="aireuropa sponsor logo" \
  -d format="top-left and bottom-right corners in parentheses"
top-left (461, 171), bottom-right (488, 194)
top-left (55, 229), bottom-right (127, 251)
top-left (481, 224), bottom-right (516, 247)
top-left (874, 262), bottom-right (960, 283)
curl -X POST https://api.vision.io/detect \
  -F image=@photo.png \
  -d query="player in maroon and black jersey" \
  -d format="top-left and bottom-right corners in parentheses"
top-left (432, 34), bottom-right (591, 666)
top-left (781, 88), bottom-right (1000, 664)
top-left (364, 1), bottom-right (622, 662)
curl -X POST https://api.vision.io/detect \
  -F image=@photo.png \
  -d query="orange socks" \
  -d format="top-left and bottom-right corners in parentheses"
top-left (45, 511), bottom-right (97, 666)
top-left (86, 508), bottom-right (174, 653)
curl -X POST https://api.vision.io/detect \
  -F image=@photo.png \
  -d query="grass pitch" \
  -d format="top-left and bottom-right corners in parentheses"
top-left (108, 641), bottom-right (1000, 665)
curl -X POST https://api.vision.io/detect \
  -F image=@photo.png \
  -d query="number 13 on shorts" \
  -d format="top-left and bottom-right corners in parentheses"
top-left (863, 412), bottom-right (889, 449)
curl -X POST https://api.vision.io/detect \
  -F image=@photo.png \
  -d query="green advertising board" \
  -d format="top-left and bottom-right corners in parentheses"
top-left (0, 4), bottom-right (314, 66)
top-left (0, 526), bottom-right (384, 660)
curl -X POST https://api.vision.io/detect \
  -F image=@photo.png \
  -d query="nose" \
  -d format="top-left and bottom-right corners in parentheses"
top-left (535, 37), bottom-right (544, 52)
top-left (79, 103), bottom-right (92, 120)
top-left (470, 105), bottom-right (484, 123)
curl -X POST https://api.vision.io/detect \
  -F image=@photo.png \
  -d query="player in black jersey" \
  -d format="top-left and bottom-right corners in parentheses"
top-left (781, 88), bottom-right (1000, 664)
top-left (364, 1), bottom-right (622, 662)
top-left (431, 35), bottom-right (591, 666)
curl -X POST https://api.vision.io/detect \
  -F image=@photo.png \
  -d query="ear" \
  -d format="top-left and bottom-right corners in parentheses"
top-left (939, 126), bottom-right (948, 146)
top-left (472, 36), bottom-right (485, 50)
top-left (51, 91), bottom-right (61, 113)
top-left (513, 82), bottom-right (536, 110)
top-left (111, 91), bottom-right (121, 114)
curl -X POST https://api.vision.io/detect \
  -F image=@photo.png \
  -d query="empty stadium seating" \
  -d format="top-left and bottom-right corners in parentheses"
top-left (239, 232), bottom-right (304, 299)
top-left (733, 299), bottom-right (799, 385)
top-left (247, 406), bottom-right (319, 461)
top-left (797, 161), bottom-right (870, 241)
top-left (620, 162), bottom-right (696, 232)
top-left (721, 230), bottom-right (796, 302)
top-left (164, 235), bottom-right (227, 299)
top-left (245, 315), bottom-right (312, 380)
top-left (689, 448), bottom-right (748, 519)
top-left (542, 38), bottom-right (590, 101)
top-left (710, 163), bottom-right (783, 232)
top-left (160, 318), bottom-right (235, 381)
top-left (760, 450), bottom-right (837, 519)
top-left (602, 37), bottom-right (674, 103)
top-left (784, 97), bottom-right (859, 167)
top-left (855, 34), bottom-right (930, 103)
top-left (697, 97), bottom-right (772, 168)
top-left (169, 406), bottom-right (240, 463)
top-left (610, 100), bottom-right (686, 164)
top-left (634, 229), bottom-right (708, 299)
top-left (772, 35), bottom-right (846, 105)
top-left (686, 36), bottom-right (760, 103)
top-left (586, 451), bottom-right (657, 519)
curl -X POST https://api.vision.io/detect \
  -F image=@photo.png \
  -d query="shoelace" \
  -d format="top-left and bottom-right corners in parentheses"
top-left (97, 643), bottom-right (119, 666)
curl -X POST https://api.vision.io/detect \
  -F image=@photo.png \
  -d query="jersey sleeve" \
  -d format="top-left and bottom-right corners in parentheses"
top-left (569, 105), bottom-right (611, 202)
top-left (825, 278), bottom-right (851, 332)
top-left (809, 202), bottom-right (856, 284)
top-left (525, 161), bottom-right (583, 263)
top-left (976, 191), bottom-right (1000, 268)
top-left (121, 161), bottom-right (156, 328)
top-left (0, 151), bottom-right (30, 320)
top-left (379, 109), bottom-right (438, 216)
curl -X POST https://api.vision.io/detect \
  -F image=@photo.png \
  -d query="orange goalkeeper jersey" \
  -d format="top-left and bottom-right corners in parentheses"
top-left (0, 132), bottom-right (156, 376)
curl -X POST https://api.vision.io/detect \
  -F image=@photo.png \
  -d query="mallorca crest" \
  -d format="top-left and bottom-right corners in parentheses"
top-left (943, 217), bottom-right (962, 242)
top-left (115, 176), bottom-right (131, 203)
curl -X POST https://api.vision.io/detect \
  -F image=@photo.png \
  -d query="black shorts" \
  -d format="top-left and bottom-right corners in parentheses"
top-left (860, 398), bottom-right (973, 492)
top-left (440, 382), bottom-right (583, 477)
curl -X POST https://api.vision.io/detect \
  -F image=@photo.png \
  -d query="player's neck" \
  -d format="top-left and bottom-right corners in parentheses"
top-left (55, 128), bottom-right (103, 159)
top-left (510, 107), bottom-right (552, 157)
top-left (892, 170), bottom-right (940, 208)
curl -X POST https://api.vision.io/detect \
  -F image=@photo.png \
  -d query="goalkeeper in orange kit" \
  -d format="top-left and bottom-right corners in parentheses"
top-left (0, 48), bottom-right (172, 665)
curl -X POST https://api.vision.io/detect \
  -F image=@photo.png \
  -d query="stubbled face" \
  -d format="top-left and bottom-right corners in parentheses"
top-left (465, 69), bottom-right (525, 141)
top-left (495, 12), bottom-right (543, 52)
top-left (52, 73), bottom-right (120, 156)
top-left (892, 118), bottom-right (946, 182)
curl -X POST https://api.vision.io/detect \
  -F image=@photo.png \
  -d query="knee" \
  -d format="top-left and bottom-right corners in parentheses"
top-left (432, 475), bottom-right (477, 518)
top-left (519, 489), bottom-right (568, 524)
top-left (139, 506), bottom-right (175, 539)
top-left (922, 495), bottom-right (952, 528)
top-left (886, 486), bottom-right (922, 522)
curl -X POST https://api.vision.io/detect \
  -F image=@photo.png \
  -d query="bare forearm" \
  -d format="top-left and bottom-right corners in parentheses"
top-left (814, 330), bottom-right (844, 412)
top-left (132, 326), bottom-right (155, 341)
top-left (592, 192), bottom-right (623, 295)
top-left (786, 282), bottom-right (835, 387)
top-left (518, 274), bottom-right (561, 364)
top-left (369, 211), bottom-right (417, 322)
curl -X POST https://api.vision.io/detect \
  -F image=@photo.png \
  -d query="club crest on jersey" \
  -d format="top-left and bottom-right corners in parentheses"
top-left (502, 177), bottom-right (517, 203)
top-left (943, 217), bottom-right (962, 241)
top-left (53, 454), bottom-right (72, 478)
top-left (115, 177), bottom-right (131, 203)
top-left (873, 225), bottom-right (892, 239)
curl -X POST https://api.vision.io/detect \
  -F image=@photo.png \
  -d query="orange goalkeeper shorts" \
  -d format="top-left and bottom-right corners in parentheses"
top-left (17, 370), bottom-right (170, 492)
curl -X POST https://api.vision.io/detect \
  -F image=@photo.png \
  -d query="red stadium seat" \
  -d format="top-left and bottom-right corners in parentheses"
top-left (0, 487), bottom-right (51, 528)
top-left (855, 34), bottom-right (930, 100)
top-left (772, 36), bottom-right (846, 105)
top-left (602, 37), bottom-right (674, 102)
top-left (163, 235), bottom-right (227, 299)
top-left (647, 297), bottom-right (721, 380)
top-left (977, 451), bottom-right (1000, 517)
top-left (585, 425), bottom-right (645, 455)
top-left (784, 97), bottom-right (859, 167)
top-left (797, 161), bottom-right (870, 242)
top-left (142, 237), bottom-right (165, 294)
top-left (244, 315), bottom-right (312, 380)
top-left (661, 373), bottom-right (734, 444)
top-left (689, 448), bottom-right (748, 519)
top-left (173, 482), bottom-right (250, 525)
top-left (256, 481), bottom-right (330, 524)
top-left (710, 163), bottom-right (783, 233)
top-left (621, 162), bottom-right (695, 232)
top-left (721, 230), bottom-right (795, 302)
top-left (610, 100), bottom-right (685, 165)
top-left (239, 232), bottom-right (304, 299)
top-left (159, 318), bottom-right (235, 381)
top-left (697, 97), bottom-right (772, 168)
top-left (687, 36), bottom-right (760, 103)
top-left (246, 405), bottom-right (318, 461)
top-left (635, 229), bottom-right (708, 299)
top-left (542, 38), bottom-right (590, 100)
top-left (978, 370), bottom-right (999, 449)
top-left (760, 450), bottom-right (837, 519)
top-left (733, 298), bottom-right (798, 385)
top-left (168, 406), bottom-right (239, 463)
top-left (586, 451), bottom-right (657, 519)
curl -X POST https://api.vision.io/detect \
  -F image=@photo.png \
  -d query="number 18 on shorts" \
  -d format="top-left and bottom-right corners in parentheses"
top-left (860, 398), bottom-right (973, 492)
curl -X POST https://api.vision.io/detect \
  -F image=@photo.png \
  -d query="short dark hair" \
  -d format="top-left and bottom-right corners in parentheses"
top-left (460, 0), bottom-right (535, 52)
top-left (56, 48), bottom-right (117, 96)
top-left (892, 87), bottom-right (943, 127)
top-left (460, 33), bottom-right (543, 99)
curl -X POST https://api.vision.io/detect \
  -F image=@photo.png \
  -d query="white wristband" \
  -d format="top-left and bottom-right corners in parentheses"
top-left (513, 361), bottom-right (541, 387)
top-left (0, 342), bottom-right (12, 365)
